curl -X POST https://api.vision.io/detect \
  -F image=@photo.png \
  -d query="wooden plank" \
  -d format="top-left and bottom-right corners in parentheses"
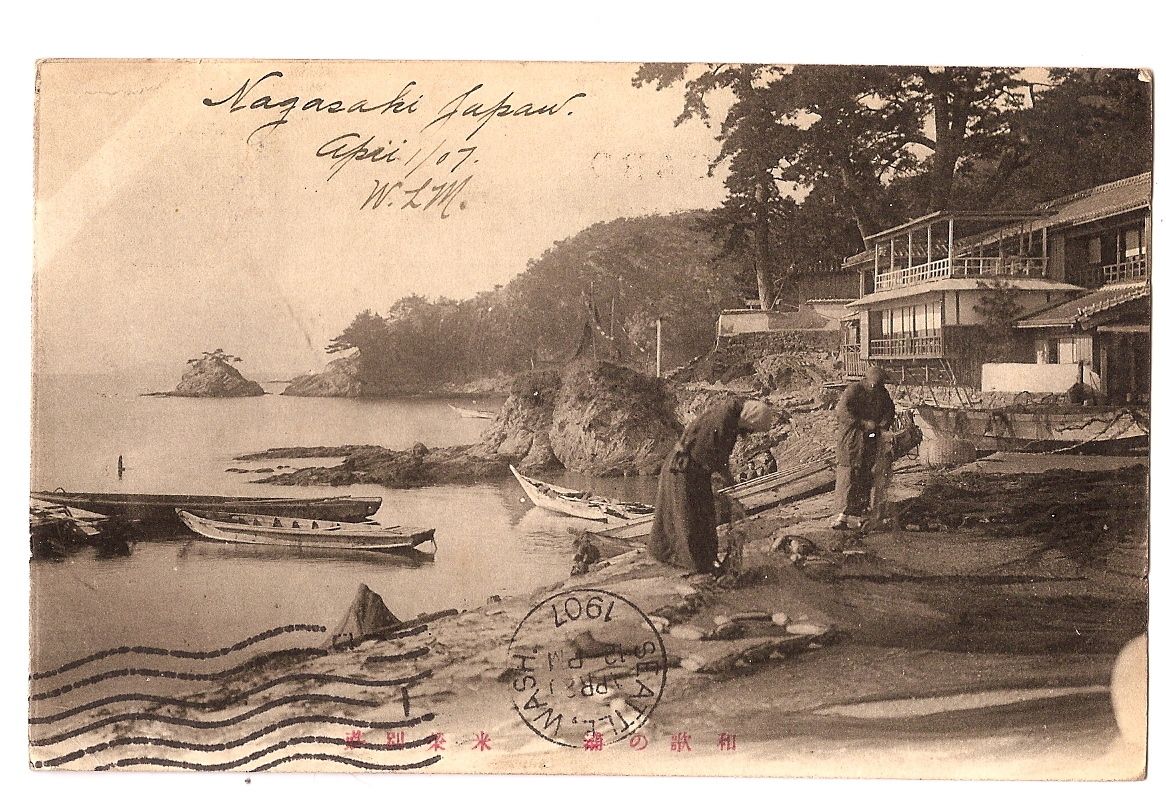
top-left (722, 457), bottom-right (832, 495)
top-left (593, 464), bottom-right (837, 544)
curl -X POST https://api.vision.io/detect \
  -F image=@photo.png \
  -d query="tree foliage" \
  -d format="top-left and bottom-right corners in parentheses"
top-left (322, 67), bottom-right (1150, 393)
top-left (633, 65), bottom-right (1151, 306)
top-left (189, 348), bottom-right (242, 365)
top-left (972, 279), bottom-right (1027, 362)
top-left (327, 213), bottom-right (751, 393)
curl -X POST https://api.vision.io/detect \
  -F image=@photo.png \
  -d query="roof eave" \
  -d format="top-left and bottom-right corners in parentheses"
top-left (861, 209), bottom-right (1048, 246)
top-left (1013, 320), bottom-right (1078, 329)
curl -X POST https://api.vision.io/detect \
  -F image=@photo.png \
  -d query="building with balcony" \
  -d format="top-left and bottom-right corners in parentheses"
top-left (840, 172), bottom-right (1151, 387)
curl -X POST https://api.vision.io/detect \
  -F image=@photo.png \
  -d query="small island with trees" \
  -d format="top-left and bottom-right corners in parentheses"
top-left (152, 349), bottom-right (266, 398)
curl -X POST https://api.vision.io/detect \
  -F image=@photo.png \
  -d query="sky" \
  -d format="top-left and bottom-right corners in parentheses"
top-left (33, 61), bottom-right (730, 378)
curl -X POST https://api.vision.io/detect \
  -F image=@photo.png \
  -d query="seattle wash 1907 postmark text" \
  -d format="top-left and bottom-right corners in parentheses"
top-left (507, 589), bottom-right (667, 749)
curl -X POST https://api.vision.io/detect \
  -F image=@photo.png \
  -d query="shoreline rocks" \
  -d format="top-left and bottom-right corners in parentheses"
top-left (477, 369), bottom-right (563, 472)
top-left (475, 361), bottom-right (682, 476)
top-left (235, 445), bottom-right (379, 461)
top-left (546, 361), bottom-right (680, 476)
top-left (255, 443), bottom-right (510, 488)
top-left (284, 352), bottom-right (362, 397)
top-left (238, 333), bottom-right (843, 487)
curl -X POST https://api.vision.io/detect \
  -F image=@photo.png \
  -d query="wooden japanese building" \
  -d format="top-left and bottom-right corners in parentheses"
top-left (840, 172), bottom-right (1151, 388)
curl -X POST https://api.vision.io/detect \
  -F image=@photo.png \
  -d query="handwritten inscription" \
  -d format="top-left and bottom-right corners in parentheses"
top-left (202, 72), bottom-right (422, 142)
top-left (202, 70), bottom-right (586, 216)
top-left (422, 84), bottom-right (586, 140)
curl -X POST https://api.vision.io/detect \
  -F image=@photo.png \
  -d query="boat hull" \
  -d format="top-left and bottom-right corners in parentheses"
top-left (593, 413), bottom-right (924, 542)
top-left (31, 491), bottom-right (382, 527)
top-left (178, 511), bottom-right (434, 553)
top-left (510, 466), bottom-right (608, 521)
top-left (448, 403), bottom-right (493, 419)
top-left (914, 404), bottom-right (1149, 453)
top-left (509, 466), bottom-right (654, 523)
top-left (593, 461), bottom-right (836, 542)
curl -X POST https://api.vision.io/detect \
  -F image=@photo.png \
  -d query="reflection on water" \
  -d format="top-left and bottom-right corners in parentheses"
top-left (30, 373), bottom-right (658, 674)
top-left (176, 540), bottom-right (436, 566)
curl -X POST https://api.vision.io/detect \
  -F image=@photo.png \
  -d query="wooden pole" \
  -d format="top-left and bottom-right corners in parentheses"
top-left (948, 218), bottom-right (955, 271)
top-left (656, 318), bottom-right (663, 378)
top-left (1145, 212), bottom-right (1152, 279)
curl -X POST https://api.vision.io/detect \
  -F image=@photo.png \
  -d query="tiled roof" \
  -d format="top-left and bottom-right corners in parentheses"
top-left (841, 172), bottom-right (1152, 270)
top-left (1030, 172), bottom-right (1151, 229)
top-left (1014, 281), bottom-right (1151, 328)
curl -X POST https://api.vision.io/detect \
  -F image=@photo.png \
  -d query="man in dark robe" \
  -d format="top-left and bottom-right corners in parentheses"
top-left (832, 365), bottom-right (896, 530)
top-left (649, 398), bottom-right (774, 574)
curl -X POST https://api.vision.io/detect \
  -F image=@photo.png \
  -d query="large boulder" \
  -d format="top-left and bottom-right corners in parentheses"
top-left (475, 370), bottom-right (564, 472)
top-left (284, 352), bottom-right (362, 397)
top-left (547, 362), bottom-right (681, 476)
top-left (170, 356), bottom-right (264, 397)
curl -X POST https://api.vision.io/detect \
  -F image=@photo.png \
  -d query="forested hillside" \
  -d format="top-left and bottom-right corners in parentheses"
top-left (320, 212), bottom-right (752, 394)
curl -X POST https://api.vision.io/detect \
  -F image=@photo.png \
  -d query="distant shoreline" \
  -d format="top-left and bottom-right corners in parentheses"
top-left (137, 389), bottom-right (507, 401)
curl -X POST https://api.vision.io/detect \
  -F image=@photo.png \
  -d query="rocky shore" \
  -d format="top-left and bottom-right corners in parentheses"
top-left (33, 453), bottom-right (1148, 776)
top-left (249, 361), bottom-right (688, 487)
top-left (240, 350), bottom-right (843, 488)
top-left (283, 353), bottom-right (363, 397)
top-left (255, 443), bottom-right (511, 488)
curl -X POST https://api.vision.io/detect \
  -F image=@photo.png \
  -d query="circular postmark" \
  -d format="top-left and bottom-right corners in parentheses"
top-left (507, 588), bottom-right (667, 748)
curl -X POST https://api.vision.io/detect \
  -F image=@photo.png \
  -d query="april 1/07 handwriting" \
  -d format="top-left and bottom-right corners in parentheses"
top-left (315, 135), bottom-right (475, 218)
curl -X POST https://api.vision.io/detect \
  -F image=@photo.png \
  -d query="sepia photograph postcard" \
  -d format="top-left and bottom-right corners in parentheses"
top-left (27, 52), bottom-right (1152, 782)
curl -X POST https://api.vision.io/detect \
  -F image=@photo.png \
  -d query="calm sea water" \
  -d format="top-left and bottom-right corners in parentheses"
top-left (29, 373), bottom-right (657, 675)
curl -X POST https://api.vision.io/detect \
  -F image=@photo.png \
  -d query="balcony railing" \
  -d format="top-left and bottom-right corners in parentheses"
top-left (873, 256), bottom-right (1049, 291)
top-left (869, 333), bottom-right (944, 359)
top-left (1087, 254), bottom-right (1149, 287)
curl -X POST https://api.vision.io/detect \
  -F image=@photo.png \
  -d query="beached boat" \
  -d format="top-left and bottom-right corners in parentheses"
top-left (448, 403), bottom-right (494, 420)
top-left (593, 413), bottom-right (925, 543)
top-left (31, 491), bottom-right (382, 528)
top-left (914, 403), bottom-right (1149, 453)
top-left (177, 510), bottom-right (435, 553)
top-left (592, 459), bottom-right (838, 542)
top-left (30, 500), bottom-right (108, 540)
top-left (509, 465), bottom-right (655, 523)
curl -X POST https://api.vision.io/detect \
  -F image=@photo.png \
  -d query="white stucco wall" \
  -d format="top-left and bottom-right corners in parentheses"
top-left (982, 362), bottom-right (1101, 393)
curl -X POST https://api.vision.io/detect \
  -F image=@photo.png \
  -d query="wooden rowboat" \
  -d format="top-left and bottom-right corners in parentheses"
top-left (509, 465), bottom-right (654, 523)
top-left (592, 459), bottom-right (838, 542)
top-left (177, 511), bottom-right (436, 553)
top-left (31, 491), bottom-right (383, 528)
top-left (914, 403), bottom-right (1149, 453)
top-left (593, 412), bottom-right (924, 543)
top-left (445, 400), bottom-right (492, 419)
